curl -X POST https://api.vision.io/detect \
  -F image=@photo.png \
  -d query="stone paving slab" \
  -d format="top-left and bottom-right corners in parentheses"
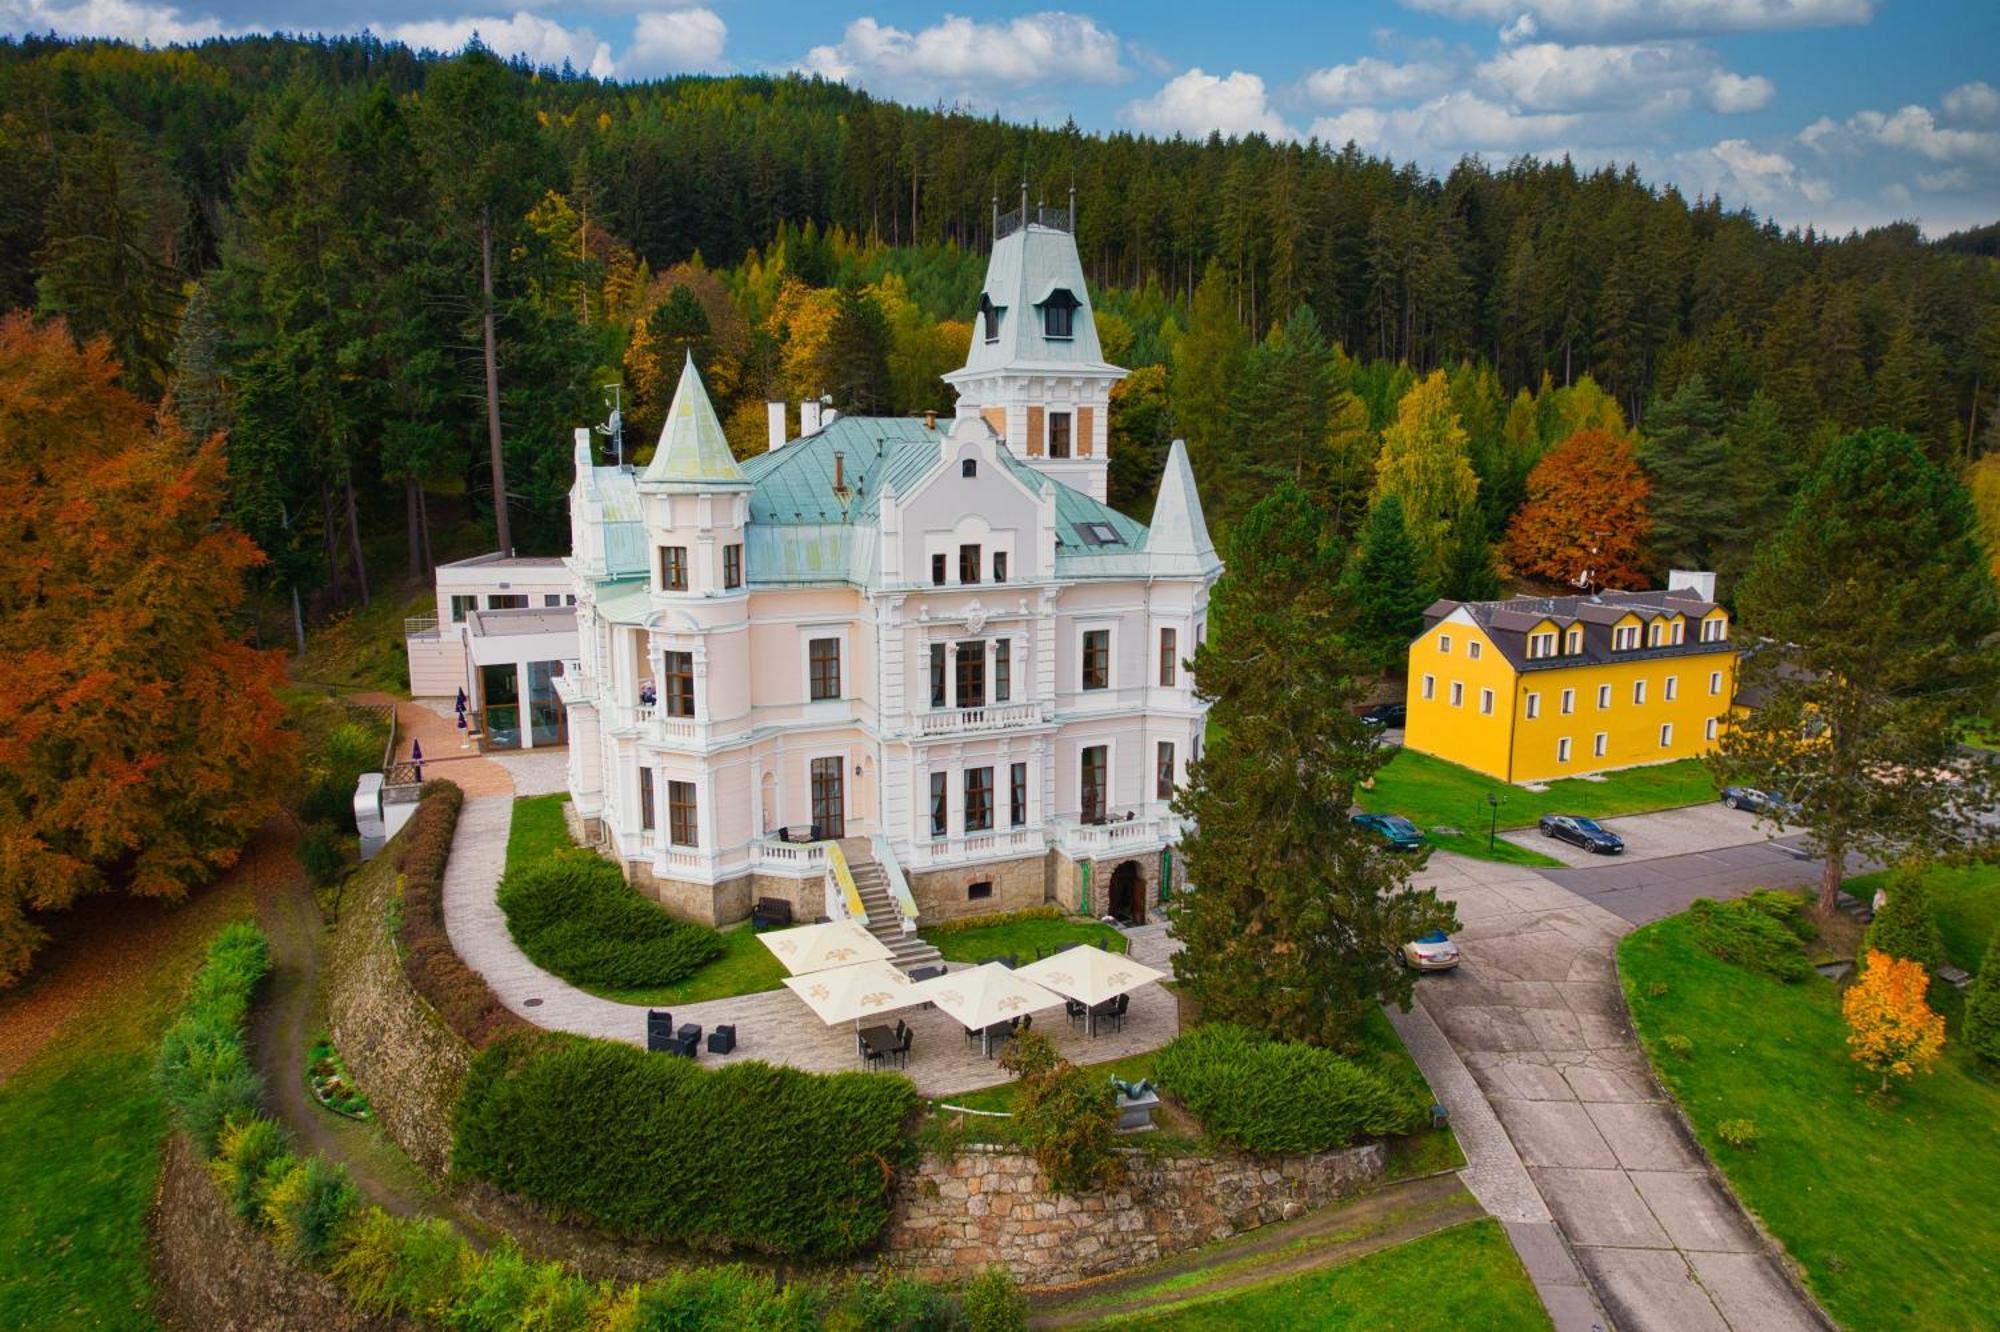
top-left (1493, 1098), bottom-right (1619, 1169)
top-left (1536, 1166), bottom-right (1674, 1249)
top-left (1627, 1171), bottom-right (1760, 1253)
top-left (1580, 1248), bottom-right (1732, 1332)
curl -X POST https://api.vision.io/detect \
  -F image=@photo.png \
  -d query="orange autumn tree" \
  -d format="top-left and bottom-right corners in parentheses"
top-left (1506, 427), bottom-right (1653, 589)
top-left (0, 314), bottom-right (294, 985)
top-left (1843, 950), bottom-right (1947, 1092)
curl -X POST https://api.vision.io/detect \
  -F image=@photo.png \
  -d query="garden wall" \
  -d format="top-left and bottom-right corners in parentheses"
top-left (325, 805), bottom-right (475, 1177)
top-left (880, 1140), bottom-right (1384, 1289)
top-left (150, 1133), bottom-right (415, 1332)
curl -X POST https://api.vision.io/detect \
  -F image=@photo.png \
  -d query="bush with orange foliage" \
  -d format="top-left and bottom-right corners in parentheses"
top-left (0, 315), bottom-right (295, 985)
top-left (1843, 949), bottom-right (1946, 1092)
top-left (1506, 427), bottom-right (1654, 590)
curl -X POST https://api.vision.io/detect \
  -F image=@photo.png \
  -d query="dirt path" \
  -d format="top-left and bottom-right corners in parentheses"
top-left (1029, 1172), bottom-right (1483, 1328)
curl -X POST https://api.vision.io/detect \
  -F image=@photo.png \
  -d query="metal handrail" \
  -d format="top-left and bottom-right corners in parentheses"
top-left (870, 836), bottom-right (921, 933)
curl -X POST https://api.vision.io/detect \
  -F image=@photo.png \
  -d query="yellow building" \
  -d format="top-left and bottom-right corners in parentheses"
top-left (1401, 580), bottom-right (1738, 783)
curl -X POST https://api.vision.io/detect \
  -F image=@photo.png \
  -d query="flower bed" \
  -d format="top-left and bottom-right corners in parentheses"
top-left (306, 1035), bottom-right (371, 1121)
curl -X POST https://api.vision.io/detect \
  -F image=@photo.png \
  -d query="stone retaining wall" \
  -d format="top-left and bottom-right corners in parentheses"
top-left (150, 1133), bottom-right (415, 1332)
top-left (325, 849), bottom-right (474, 1177)
top-left (880, 1140), bottom-right (1385, 1289)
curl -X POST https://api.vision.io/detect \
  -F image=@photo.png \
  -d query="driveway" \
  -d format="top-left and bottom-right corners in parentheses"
top-left (1405, 849), bottom-right (1828, 1332)
top-left (1500, 802), bottom-right (1791, 869)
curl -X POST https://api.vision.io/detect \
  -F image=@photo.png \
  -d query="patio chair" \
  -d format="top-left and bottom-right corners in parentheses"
top-left (893, 1028), bottom-right (913, 1069)
top-left (706, 1024), bottom-right (736, 1055)
top-left (1054, 941), bottom-right (1080, 954)
top-left (646, 1010), bottom-right (675, 1052)
top-left (1065, 998), bottom-right (1087, 1027)
top-left (1000, 953), bottom-right (1019, 970)
top-left (963, 1024), bottom-right (983, 1048)
top-left (858, 1031), bottom-right (884, 1071)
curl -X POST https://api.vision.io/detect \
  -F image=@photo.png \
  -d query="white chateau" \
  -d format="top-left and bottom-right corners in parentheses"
top-left (556, 212), bottom-right (1221, 934)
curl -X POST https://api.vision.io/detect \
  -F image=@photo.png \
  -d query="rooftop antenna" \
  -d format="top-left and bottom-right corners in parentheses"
top-left (1068, 174), bottom-right (1076, 232)
top-left (596, 383), bottom-right (625, 467)
top-left (991, 191), bottom-right (999, 245)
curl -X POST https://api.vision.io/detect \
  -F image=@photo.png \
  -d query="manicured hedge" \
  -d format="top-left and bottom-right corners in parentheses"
top-left (156, 921), bottom-right (270, 1154)
top-left (1688, 892), bottom-right (1812, 981)
top-left (453, 1033), bottom-right (920, 1258)
top-left (497, 851), bottom-right (724, 989)
top-left (1154, 1024), bottom-right (1420, 1154)
top-left (395, 781), bottom-right (523, 1047)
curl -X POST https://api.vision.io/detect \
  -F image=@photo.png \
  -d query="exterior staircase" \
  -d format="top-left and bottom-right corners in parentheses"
top-left (844, 843), bottom-right (944, 973)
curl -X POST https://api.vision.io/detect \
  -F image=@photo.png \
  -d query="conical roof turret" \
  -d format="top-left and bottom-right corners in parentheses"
top-left (640, 354), bottom-right (746, 487)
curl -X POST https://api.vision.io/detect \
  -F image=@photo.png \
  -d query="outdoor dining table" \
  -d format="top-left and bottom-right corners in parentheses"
top-left (858, 1024), bottom-right (898, 1068)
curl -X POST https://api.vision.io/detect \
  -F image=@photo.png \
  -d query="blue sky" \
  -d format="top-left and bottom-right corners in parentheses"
top-left (7, 0), bottom-right (1997, 235)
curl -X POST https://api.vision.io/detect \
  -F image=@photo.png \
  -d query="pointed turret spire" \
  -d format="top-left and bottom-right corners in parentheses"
top-left (640, 354), bottom-right (746, 487)
top-left (1144, 439), bottom-right (1221, 577)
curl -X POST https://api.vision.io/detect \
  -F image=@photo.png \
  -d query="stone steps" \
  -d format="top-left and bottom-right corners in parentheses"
top-left (846, 855), bottom-right (942, 971)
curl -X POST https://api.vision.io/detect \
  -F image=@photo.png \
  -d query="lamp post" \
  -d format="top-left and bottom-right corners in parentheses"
top-left (1487, 792), bottom-right (1501, 852)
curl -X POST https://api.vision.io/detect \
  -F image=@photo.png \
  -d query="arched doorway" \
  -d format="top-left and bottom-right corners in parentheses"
top-left (1108, 860), bottom-right (1145, 925)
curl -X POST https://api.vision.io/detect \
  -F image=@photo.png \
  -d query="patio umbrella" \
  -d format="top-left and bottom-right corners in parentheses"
top-left (780, 959), bottom-right (917, 1025)
top-left (1015, 945), bottom-right (1165, 1036)
top-left (907, 962), bottom-right (1065, 1057)
top-left (455, 687), bottom-right (467, 714)
top-left (757, 919), bottom-right (893, 976)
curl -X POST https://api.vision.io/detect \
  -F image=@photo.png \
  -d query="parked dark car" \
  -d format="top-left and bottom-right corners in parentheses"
top-left (1538, 814), bottom-right (1625, 854)
top-left (1721, 785), bottom-right (1798, 819)
top-left (1359, 702), bottom-right (1407, 728)
top-left (1353, 812), bottom-right (1425, 851)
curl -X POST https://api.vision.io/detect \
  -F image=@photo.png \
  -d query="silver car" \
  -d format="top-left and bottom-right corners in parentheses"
top-left (1401, 929), bottom-right (1460, 972)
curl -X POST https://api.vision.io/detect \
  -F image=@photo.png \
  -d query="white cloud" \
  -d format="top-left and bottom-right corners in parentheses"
top-left (1123, 68), bottom-right (1292, 139)
top-left (1917, 167), bottom-right (1972, 193)
top-left (384, 11), bottom-right (614, 78)
top-left (799, 12), bottom-right (1125, 100)
top-left (0, 0), bottom-right (227, 44)
top-left (1804, 102), bottom-right (2000, 165)
top-left (1687, 137), bottom-right (1833, 208)
top-left (623, 7), bottom-right (726, 76)
top-left (1311, 90), bottom-right (1579, 155)
top-left (1303, 55), bottom-right (1455, 106)
top-left (1499, 13), bottom-right (1539, 43)
top-left (1705, 69), bottom-right (1773, 113)
top-left (1941, 81), bottom-right (2000, 125)
top-left (1399, 0), bottom-right (1876, 37)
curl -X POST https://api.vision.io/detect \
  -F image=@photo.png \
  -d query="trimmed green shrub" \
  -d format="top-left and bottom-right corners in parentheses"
top-left (498, 852), bottom-right (725, 988)
top-left (452, 1034), bottom-right (918, 1258)
top-left (999, 1031), bottom-right (1124, 1194)
top-left (1966, 933), bottom-right (2000, 1066)
top-left (619, 1266), bottom-right (820, 1331)
top-left (210, 1115), bottom-right (293, 1225)
top-left (1742, 889), bottom-right (1817, 941)
top-left (960, 1265), bottom-right (1028, 1332)
top-left (821, 1273), bottom-right (960, 1331)
top-left (924, 904), bottom-right (1065, 934)
top-left (1153, 1024), bottom-right (1420, 1153)
top-left (262, 1154), bottom-right (361, 1267)
top-left (441, 1244), bottom-right (598, 1332)
top-left (156, 921), bottom-right (270, 1153)
top-left (1664, 1034), bottom-right (1694, 1059)
top-left (1717, 1118), bottom-right (1759, 1149)
top-left (396, 782), bottom-right (523, 1047)
top-left (1864, 866), bottom-right (1946, 972)
top-left (333, 1209), bottom-right (475, 1321)
top-left (509, 1262), bottom-right (598, 1332)
top-left (1687, 896), bottom-right (1811, 981)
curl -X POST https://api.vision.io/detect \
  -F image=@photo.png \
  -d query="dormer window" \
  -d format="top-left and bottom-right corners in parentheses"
top-left (1040, 288), bottom-right (1079, 340)
top-left (1073, 520), bottom-right (1122, 547)
top-left (1614, 625), bottom-right (1639, 651)
top-left (1565, 626), bottom-right (1583, 654)
top-left (1527, 631), bottom-right (1557, 659)
top-left (979, 294), bottom-right (1004, 344)
top-left (1701, 615), bottom-right (1728, 643)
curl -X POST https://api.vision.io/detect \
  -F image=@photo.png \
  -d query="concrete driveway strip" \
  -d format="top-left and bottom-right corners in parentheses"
top-left (1408, 846), bottom-right (1830, 1332)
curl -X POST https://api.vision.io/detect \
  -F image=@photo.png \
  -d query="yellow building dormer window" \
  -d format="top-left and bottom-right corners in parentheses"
top-left (1565, 626), bottom-right (1583, 654)
top-left (1614, 625), bottom-right (1640, 651)
top-left (1527, 631), bottom-right (1556, 658)
top-left (1701, 615), bottom-right (1728, 643)
top-left (1670, 618), bottom-right (1685, 645)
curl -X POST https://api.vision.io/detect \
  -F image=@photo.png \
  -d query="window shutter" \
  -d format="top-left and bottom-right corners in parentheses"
top-left (1027, 405), bottom-right (1045, 457)
top-left (981, 406), bottom-right (1007, 441)
top-left (1077, 405), bottom-right (1094, 457)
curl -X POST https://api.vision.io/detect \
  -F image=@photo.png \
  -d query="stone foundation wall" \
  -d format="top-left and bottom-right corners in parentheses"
top-left (326, 859), bottom-right (475, 1178)
top-left (1051, 847), bottom-right (1185, 920)
top-left (909, 853), bottom-right (1048, 923)
top-left (880, 1140), bottom-right (1384, 1289)
top-left (150, 1133), bottom-right (415, 1332)
top-left (627, 862), bottom-right (755, 927)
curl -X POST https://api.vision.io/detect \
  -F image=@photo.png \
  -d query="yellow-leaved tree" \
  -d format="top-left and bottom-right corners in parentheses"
top-left (1843, 950), bottom-right (1946, 1092)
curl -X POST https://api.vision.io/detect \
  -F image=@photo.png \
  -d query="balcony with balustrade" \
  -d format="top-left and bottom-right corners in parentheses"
top-left (915, 700), bottom-right (1047, 737)
top-left (1052, 812), bottom-right (1177, 860)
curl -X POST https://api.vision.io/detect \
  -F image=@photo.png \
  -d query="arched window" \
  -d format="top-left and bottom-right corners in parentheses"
top-left (1040, 288), bottom-right (1079, 339)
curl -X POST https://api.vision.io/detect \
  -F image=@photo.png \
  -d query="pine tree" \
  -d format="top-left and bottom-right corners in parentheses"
top-left (1964, 933), bottom-right (2000, 1066)
top-left (1638, 374), bottom-right (1728, 574)
top-left (1718, 429), bottom-right (2000, 911)
top-left (1864, 865), bottom-right (1947, 973)
top-left (1171, 261), bottom-right (1247, 512)
top-left (1170, 484), bottom-right (1456, 1048)
top-left (1442, 522), bottom-right (1502, 602)
top-left (1349, 495), bottom-right (1435, 672)
top-left (822, 282), bottom-right (893, 415)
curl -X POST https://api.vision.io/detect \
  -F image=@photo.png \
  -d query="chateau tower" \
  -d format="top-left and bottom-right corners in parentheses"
top-left (943, 203), bottom-right (1124, 502)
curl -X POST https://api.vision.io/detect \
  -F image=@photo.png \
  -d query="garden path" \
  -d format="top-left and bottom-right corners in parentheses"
top-left (441, 794), bottom-right (1180, 1097)
top-left (1407, 849), bottom-right (1831, 1332)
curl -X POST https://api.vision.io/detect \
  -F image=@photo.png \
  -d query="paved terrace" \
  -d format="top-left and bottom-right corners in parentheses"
top-left (441, 791), bottom-right (1179, 1098)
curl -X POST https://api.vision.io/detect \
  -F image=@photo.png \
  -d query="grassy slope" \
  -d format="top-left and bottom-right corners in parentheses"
top-left (0, 883), bottom-right (257, 1329)
top-left (1359, 749), bottom-right (1717, 864)
top-left (924, 914), bottom-right (1127, 963)
top-left (1620, 914), bottom-right (2000, 1330)
top-left (1106, 1217), bottom-right (1548, 1330)
top-left (1844, 863), bottom-right (2000, 972)
top-left (504, 794), bottom-right (786, 1005)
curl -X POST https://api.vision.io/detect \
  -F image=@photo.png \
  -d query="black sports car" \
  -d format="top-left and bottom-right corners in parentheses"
top-left (1538, 814), bottom-right (1625, 854)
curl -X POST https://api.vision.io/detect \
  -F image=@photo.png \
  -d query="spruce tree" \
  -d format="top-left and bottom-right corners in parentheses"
top-left (1171, 483), bottom-right (1457, 1049)
top-left (1964, 933), bottom-right (2000, 1066)
top-left (1717, 429), bottom-right (2000, 911)
top-left (1639, 374), bottom-right (1728, 574)
top-left (822, 282), bottom-right (892, 416)
top-left (1349, 495), bottom-right (1436, 672)
top-left (1863, 866), bottom-right (1946, 973)
top-left (1442, 522), bottom-right (1502, 602)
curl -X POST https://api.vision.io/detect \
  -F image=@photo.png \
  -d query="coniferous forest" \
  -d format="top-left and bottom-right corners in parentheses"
top-left (4, 31), bottom-right (2000, 636)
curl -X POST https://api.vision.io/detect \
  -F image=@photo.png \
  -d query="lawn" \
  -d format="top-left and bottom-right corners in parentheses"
top-left (506, 793), bottom-right (574, 875)
top-left (1359, 749), bottom-right (1718, 863)
top-left (1845, 862), bottom-right (1999, 973)
top-left (1096, 1217), bottom-right (1548, 1330)
top-left (923, 911), bottom-right (1127, 964)
top-left (1620, 912), bottom-right (2000, 1330)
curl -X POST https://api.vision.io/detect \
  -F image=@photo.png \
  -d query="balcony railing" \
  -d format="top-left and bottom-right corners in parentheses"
top-left (1055, 815), bottom-right (1173, 858)
top-left (917, 701), bottom-right (1044, 736)
top-left (909, 826), bottom-right (1043, 868)
top-left (754, 837), bottom-right (830, 875)
top-left (404, 614), bottom-right (440, 641)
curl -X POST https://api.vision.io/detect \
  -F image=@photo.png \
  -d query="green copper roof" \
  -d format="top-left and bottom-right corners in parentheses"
top-left (593, 578), bottom-right (653, 625)
top-left (640, 355), bottom-right (746, 487)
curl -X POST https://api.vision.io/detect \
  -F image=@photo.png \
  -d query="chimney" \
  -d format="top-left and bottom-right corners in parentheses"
top-left (801, 399), bottom-right (822, 435)
top-left (832, 451), bottom-right (849, 501)
top-left (766, 401), bottom-right (786, 451)
top-left (1668, 569), bottom-right (1717, 601)
top-left (924, 409), bottom-right (937, 431)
